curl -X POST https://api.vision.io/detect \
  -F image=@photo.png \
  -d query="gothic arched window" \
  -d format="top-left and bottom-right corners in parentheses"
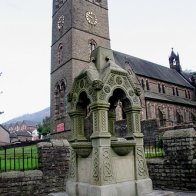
top-left (57, 43), bottom-right (63, 64)
top-left (141, 79), bottom-right (145, 90)
top-left (146, 80), bottom-right (150, 90)
top-left (162, 85), bottom-right (165, 94)
top-left (89, 39), bottom-right (97, 54)
top-left (54, 80), bottom-right (67, 118)
top-left (176, 88), bottom-right (179, 96)
top-left (158, 83), bottom-right (161, 93)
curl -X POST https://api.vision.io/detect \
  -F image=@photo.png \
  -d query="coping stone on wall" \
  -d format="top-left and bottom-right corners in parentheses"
top-left (147, 158), bottom-right (164, 164)
top-left (1, 171), bottom-right (25, 179)
top-left (163, 128), bottom-right (196, 139)
top-left (51, 139), bottom-right (70, 147)
top-left (37, 142), bottom-right (53, 148)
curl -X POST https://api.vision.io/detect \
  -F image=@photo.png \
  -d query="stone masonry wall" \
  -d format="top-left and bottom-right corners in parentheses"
top-left (0, 139), bottom-right (70, 196)
top-left (147, 128), bottom-right (196, 191)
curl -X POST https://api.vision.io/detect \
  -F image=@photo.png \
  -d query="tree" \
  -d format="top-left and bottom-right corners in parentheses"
top-left (37, 116), bottom-right (52, 136)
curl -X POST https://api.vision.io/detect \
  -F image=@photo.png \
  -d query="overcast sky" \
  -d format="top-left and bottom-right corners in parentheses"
top-left (0, 0), bottom-right (196, 123)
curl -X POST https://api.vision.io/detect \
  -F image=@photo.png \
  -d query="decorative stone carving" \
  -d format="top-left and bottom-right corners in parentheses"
top-left (136, 147), bottom-right (147, 178)
top-left (134, 87), bottom-right (142, 96)
top-left (129, 90), bottom-right (135, 97)
top-left (92, 148), bottom-right (99, 183)
top-left (102, 148), bottom-right (113, 183)
top-left (104, 85), bottom-right (111, 94)
top-left (116, 76), bottom-right (123, 85)
top-left (92, 80), bottom-right (104, 90)
top-left (69, 148), bottom-right (76, 180)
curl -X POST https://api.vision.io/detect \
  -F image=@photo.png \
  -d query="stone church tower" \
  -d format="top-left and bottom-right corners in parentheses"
top-left (50, 0), bottom-right (111, 131)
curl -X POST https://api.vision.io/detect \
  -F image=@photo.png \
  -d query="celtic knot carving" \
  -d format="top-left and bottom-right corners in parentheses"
top-left (99, 91), bottom-right (106, 100)
top-left (69, 148), bottom-right (76, 179)
top-left (104, 85), bottom-right (111, 94)
top-left (92, 80), bottom-right (104, 90)
top-left (101, 111), bottom-right (106, 132)
top-left (93, 148), bottom-right (99, 182)
top-left (136, 147), bottom-right (147, 177)
top-left (116, 76), bottom-right (123, 85)
top-left (135, 113), bottom-right (140, 132)
top-left (107, 74), bottom-right (115, 86)
top-left (103, 148), bottom-right (113, 182)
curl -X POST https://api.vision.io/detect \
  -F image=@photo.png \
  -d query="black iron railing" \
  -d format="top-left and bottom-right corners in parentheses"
top-left (144, 139), bottom-right (164, 158)
top-left (0, 141), bottom-right (41, 172)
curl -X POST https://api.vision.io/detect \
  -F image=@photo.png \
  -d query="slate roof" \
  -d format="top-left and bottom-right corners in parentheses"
top-left (113, 51), bottom-right (194, 89)
top-left (145, 91), bottom-right (196, 107)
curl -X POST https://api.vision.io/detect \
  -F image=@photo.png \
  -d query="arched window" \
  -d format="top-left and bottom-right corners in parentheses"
top-left (158, 83), bottom-right (161, 93)
top-left (185, 90), bottom-right (187, 98)
top-left (188, 91), bottom-right (191, 99)
top-left (57, 43), bottom-right (63, 64)
top-left (141, 79), bottom-right (145, 90)
top-left (172, 87), bottom-right (175, 96)
top-left (54, 80), bottom-right (67, 117)
top-left (146, 80), bottom-right (150, 90)
top-left (89, 39), bottom-right (97, 54)
top-left (176, 88), bottom-right (179, 96)
top-left (162, 85), bottom-right (165, 94)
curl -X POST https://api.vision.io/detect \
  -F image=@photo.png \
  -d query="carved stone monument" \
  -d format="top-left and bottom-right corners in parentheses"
top-left (66, 47), bottom-right (153, 196)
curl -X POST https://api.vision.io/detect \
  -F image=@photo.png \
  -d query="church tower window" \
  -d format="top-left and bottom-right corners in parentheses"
top-left (89, 39), bottom-right (97, 54)
top-left (57, 43), bottom-right (63, 64)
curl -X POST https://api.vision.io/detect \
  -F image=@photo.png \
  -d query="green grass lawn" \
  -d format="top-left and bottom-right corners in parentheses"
top-left (0, 145), bottom-right (38, 172)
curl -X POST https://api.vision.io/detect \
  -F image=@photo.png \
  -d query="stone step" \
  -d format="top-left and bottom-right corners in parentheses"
top-left (48, 190), bottom-right (175, 196)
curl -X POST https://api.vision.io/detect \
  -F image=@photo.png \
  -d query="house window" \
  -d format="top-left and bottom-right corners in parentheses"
top-left (146, 80), bottom-right (150, 90)
top-left (89, 39), bottom-right (97, 54)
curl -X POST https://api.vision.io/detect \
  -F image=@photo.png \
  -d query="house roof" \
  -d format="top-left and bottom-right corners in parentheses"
top-left (113, 51), bottom-right (194, 89)
top-left (16, 131), bottom-right (32, 137)
top-left (22, 120), bottom-right (38, 127)
top-left (0, 124), bottom-right (10, 134)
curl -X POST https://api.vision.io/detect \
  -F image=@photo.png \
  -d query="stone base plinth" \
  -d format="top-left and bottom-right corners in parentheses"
top-left (66, 179), bottom-right (153, 196)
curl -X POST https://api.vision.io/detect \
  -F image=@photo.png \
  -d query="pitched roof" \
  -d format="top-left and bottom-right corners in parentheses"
top-left (0, 124), bottom-right (10, 134)
top-left (113, 51), bottom-right (194, 89)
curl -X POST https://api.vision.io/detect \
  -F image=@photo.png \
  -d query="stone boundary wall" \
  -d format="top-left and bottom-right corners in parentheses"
top-left (147, 128), bottom-right (196, 191)
top-left (0, 140), bottom-right (70, 196)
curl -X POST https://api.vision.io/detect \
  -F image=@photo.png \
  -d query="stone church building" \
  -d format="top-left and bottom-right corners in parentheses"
top-left (50, 0), bottom-right (196, 135)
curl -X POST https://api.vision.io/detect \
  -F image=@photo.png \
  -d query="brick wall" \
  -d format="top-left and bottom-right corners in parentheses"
top-left (147, 128), bottom-right (196, 191)
top-left (0, 139), bottom-right (70, 196)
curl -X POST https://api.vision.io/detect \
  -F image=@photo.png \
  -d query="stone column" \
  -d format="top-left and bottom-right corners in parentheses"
top-left (69, 111), bottom-right (86, 141)
top-left (90, 103), bottom-right (114, 186)
top-left (108, 108), bottom-right (117, 140)
top-left (125, 106), bottom-right (153, 195)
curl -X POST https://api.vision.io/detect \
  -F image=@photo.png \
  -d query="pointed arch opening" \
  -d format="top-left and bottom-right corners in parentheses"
top-left (108, 88), bottom-right (131, 138)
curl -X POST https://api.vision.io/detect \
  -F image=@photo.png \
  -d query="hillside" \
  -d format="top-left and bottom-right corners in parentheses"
top-left (5, 107), bottom-right (50, 124)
